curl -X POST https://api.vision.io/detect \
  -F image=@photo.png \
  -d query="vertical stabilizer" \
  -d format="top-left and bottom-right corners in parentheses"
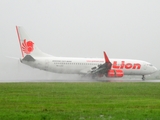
top-left (16, 26), bottom-right (52, 58)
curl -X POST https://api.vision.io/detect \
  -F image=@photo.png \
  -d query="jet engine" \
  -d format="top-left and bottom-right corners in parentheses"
top-left (105, 69), bottom-right (124, 77)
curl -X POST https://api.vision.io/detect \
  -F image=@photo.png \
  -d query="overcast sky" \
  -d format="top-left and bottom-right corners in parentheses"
top-left (0, 0), bottom-right (160, 81)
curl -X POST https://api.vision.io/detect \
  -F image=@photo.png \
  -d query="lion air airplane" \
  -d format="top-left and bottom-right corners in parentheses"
top-left (16, 26), bottom-right (157, 80)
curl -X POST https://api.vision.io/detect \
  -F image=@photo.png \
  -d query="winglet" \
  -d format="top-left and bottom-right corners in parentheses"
top-left (103, 51), bottom-right (110, 63)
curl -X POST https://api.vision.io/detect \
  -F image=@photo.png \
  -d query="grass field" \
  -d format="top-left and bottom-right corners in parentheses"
top-left (0, 82), bottom-right (160, 120)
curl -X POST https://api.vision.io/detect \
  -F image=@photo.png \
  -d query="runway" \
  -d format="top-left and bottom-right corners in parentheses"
top-left (1, 79), bottom-right (160, 83)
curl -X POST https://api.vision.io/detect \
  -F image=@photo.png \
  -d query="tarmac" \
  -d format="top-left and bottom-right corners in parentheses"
top-left (1, 79), bottom-right (160, 83)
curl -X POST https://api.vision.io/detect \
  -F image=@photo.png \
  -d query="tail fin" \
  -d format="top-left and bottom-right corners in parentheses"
top-left (16, 26), bottom-right (52, 58)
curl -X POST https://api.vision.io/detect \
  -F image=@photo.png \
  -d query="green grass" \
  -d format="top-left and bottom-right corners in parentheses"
top-left (0, 82), bottom-right (160, 120)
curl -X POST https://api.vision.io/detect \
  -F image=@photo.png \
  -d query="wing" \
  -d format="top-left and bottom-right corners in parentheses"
top-left (85, 51), bottom-right (112, 78)
top-left (82, 52), bottom-right (124, 78)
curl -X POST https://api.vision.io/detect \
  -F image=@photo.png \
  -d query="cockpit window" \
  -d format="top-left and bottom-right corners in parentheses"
top-left (148, 64), bottom-right (153, 66)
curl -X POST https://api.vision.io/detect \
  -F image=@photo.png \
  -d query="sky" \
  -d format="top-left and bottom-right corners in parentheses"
top-left (0, 0), bottom-right (160, 81)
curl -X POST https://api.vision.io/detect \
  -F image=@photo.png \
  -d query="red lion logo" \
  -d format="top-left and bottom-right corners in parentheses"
top-left (21, 39), bottom-right (34, 54)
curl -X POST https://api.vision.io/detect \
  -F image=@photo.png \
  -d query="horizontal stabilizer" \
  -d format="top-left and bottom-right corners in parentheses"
top-left (5, 56), bottom-right (19, 60)
top-left (22, 55), bottom-right (35, 61)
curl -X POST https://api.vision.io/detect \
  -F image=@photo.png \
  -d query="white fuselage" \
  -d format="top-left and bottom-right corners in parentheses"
top-left (21, 56), bottom-right (157, 76)
top-left (16, 26), bottom-right (157, 78)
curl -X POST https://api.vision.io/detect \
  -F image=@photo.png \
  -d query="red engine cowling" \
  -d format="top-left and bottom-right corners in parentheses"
top-left (106, 69), bottom-right (124, 77)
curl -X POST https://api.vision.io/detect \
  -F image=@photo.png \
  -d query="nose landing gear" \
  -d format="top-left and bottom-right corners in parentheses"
top-left (142, 75), bottom-right (145, 81)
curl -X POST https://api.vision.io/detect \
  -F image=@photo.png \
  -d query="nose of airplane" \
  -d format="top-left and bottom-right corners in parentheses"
top-left (152, 66), bottom-right (158, 73)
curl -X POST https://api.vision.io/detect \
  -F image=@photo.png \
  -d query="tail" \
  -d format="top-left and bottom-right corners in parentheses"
top-left (16, 26), bottom-right (52, 58)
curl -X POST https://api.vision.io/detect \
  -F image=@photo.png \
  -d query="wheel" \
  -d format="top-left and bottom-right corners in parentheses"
top-left (92, 75), bottom-right (96, 79)
top-left (142, 75), bottom-right (145, 81)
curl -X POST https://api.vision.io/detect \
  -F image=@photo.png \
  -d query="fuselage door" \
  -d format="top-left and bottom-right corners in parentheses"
top-left (44, 59), bottom-right (49, 71)
top-left (143, 63), bottom-right (147, 70)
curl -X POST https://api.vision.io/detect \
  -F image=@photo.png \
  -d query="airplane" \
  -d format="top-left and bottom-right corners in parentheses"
top-left (15, 26), bottom-right (157, 80)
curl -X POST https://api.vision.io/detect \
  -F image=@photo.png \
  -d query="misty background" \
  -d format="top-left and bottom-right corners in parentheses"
top-left (0, 0), bottom-right (160, 81)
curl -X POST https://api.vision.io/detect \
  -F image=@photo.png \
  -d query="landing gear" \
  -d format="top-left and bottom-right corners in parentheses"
top-left (142, 75), bottom-right (145, 81)
top-left (92, 75), bottom-right (96, 79)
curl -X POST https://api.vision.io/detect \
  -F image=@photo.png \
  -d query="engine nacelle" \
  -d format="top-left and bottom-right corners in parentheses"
top-left (106, 69), bottom-right (124, 77)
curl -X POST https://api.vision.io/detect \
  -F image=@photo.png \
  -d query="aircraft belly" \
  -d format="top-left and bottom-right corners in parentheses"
top-left (123, 69), bottom-right (145, 75)
top-left (48, 63), bottom-right (84, 74)
top-left (52, 67), bottom-right (81, 74)
top-left (23, 59), bottom-right (50, 71)
top-left (22, 61), bottom-right (37, 68)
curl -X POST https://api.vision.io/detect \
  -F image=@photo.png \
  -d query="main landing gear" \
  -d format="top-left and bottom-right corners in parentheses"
top-left (142, 75), bottom-right (145, 81)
